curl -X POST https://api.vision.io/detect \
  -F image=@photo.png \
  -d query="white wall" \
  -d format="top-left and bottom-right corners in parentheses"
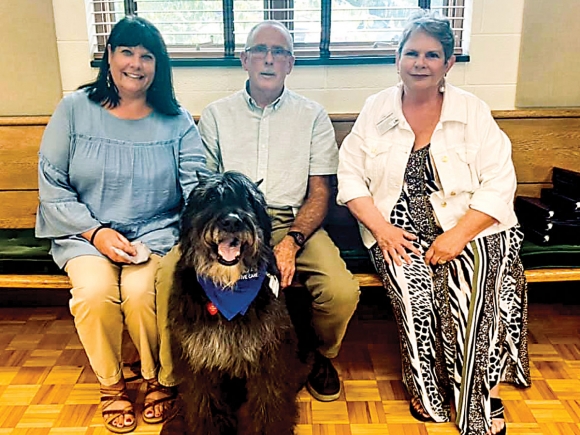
top-left (516, 0), bottom-right (580, 107)
top-left (0, 0), bottom-right (62, 116)
top-left (52, 0), bottom-right (524, 115)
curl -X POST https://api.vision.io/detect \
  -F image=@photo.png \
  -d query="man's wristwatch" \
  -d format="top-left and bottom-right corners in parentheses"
top-left (287, 231), bottom-right (306, 248)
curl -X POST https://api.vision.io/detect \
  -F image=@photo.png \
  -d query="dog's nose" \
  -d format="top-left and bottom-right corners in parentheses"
top-left (219, 213), bottom-right (243, 232)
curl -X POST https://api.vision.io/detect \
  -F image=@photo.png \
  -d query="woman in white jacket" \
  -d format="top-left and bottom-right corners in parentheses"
top-left (337, 12), bottom-right (529, 435)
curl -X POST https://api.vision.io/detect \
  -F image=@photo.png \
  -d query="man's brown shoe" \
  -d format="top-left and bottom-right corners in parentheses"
top-left (306, 352), bottom-right (341, 402)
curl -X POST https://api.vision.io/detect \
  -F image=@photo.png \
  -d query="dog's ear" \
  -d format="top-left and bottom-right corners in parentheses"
top-left (247, 187), bottom-right (272, 244)
top-left (255, 179), bottom-right (264, 187)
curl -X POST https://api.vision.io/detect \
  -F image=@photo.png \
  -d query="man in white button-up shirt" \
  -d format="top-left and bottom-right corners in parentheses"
top-left (198, 20), bottom-right (360, 402)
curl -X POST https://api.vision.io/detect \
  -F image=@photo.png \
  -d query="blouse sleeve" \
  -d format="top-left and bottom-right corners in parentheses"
top-left (178, 111), bottom-right (207, 202)
top-left (337, 98), bottom-right (374, 205)
top-left (35, 96), bottom-right (101, 239)
top-left (468, 103), bottom-right (517, 225)
top-left (198, 106), bottom-right (222, 173)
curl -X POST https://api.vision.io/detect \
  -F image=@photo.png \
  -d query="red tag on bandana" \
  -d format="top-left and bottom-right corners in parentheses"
top-left (206, 302), bottom-right (218, 316)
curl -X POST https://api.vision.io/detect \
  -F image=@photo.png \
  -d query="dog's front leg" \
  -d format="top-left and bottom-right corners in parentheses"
top-left (180, 371), bottom-right (237, 435)
top-left (242, 370), bottom-right (299, 435)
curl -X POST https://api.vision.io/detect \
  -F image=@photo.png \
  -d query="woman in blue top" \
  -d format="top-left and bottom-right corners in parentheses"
top-left (35, 16), bottom-right (206, 433)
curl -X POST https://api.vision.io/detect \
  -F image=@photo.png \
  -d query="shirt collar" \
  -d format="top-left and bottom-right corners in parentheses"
top-left (391, 82), bottom-right (468, 126)
top-left (243, 80), bottom-right (287, 111)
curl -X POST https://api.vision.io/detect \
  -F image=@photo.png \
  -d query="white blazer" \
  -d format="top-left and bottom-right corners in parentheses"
top-left (337, 83), bottom-right (518, 249)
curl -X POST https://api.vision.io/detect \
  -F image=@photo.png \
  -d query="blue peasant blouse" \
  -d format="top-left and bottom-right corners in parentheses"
top-left (35, 90), bottom-right (206, 268)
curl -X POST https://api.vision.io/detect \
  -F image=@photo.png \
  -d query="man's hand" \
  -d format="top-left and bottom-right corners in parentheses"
top-left (272, 175), bottom-right (329, 288)
top-left (273, 235), bottom-right (301, 288)
top-left (84, 227), bottom-right (137, 264)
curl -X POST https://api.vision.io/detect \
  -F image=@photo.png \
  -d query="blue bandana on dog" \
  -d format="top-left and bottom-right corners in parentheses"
top-left (198, 268), bottom-right (267, 321)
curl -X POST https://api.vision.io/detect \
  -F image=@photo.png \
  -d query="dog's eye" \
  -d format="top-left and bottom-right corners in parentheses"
top-left (204, 193), bottom-right (217, 203)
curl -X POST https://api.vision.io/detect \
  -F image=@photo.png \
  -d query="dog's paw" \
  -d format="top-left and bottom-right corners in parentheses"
top-left (160, 411), bottom-right (188, 435)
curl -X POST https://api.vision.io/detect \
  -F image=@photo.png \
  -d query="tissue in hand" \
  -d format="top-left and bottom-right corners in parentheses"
top-left (112, 241), bottom-right (151, 264)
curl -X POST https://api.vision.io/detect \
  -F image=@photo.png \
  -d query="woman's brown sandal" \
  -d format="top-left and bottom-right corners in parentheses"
top-left (100, 386), bottom-right (137, 434)
top-left (409, 396), bottom-right (434, 422)
top-left (142, 379), bottom-right (178, 424)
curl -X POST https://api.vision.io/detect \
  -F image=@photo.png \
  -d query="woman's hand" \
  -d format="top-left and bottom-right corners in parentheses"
top-left (345, 197), bottom-right (420, 267)
top-left (424, 228), bottom-right (469, 266)
top-left (84, 227), bottom-right (137, 263)
top-left (376, 223), bottom-right (420, 267)
top-left (425, 209), bottom-right (498, 266)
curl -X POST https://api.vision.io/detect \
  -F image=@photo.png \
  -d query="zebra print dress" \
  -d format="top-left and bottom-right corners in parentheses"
top-left (369, 145), bottom-right (530, 435)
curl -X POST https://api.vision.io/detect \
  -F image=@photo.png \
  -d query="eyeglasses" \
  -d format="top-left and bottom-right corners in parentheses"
top-left (244, 45), bottom-right (293, 60)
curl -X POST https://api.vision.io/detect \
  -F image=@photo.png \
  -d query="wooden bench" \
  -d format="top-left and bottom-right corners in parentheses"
top-left (1, 110), bottom-right (580, 290)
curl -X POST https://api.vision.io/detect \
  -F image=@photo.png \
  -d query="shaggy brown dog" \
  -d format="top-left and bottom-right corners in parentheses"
top-left (165, 171), bottom-right (306, 435)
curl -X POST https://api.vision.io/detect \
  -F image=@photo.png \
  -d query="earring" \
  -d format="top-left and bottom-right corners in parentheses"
top-left (107, 71), bottom-right (115, 91)
top-left (439, 77), bottom-right (446, 93)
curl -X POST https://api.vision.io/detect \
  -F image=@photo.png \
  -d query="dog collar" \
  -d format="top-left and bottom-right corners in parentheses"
top-left (198, 268), bottom-right (267, 321)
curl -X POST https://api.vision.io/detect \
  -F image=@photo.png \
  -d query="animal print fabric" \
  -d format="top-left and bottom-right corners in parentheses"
top-left (369, 145), bottom-right (530, 435)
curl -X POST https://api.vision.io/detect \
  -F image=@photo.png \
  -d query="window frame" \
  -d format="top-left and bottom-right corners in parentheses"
top-left (89, 0), bottom-right (470, 67)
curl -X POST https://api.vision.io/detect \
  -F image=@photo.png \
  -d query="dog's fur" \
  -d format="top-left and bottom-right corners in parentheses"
top-left (166, 171), bottom-right (306, 435)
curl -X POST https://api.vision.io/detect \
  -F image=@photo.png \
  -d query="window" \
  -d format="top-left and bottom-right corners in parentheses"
top-left (88, 0), bottom-right (469, 66)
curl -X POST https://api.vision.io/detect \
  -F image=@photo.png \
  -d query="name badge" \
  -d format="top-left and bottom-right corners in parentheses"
top-left (267, 273), bottom-right (280, 297)
top-left (376, 113), bottom-right (399, 136)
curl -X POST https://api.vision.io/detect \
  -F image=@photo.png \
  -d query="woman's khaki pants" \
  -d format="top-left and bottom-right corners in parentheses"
top-left (66, 254), bottom-right (160, 386)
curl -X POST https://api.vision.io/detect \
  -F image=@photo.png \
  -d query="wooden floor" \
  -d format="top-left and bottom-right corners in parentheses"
top-left (1, 288), bottom-right (580, 435)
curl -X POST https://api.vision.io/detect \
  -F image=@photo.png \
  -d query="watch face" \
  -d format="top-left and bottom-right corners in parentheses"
top-left (288, 231), bottom-right (305, 247)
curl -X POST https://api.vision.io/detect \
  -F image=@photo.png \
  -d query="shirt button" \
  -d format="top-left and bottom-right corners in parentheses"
top-left (442, 156), bottom-right (448, 163)
top-left (441, 202), bottom-right (447, 207)
top-left (450, 191), bottom-right (456, 196)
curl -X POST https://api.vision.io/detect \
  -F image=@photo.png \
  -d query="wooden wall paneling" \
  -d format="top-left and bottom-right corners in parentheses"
top-left (1, 110), bottom-right (579, 232)
top-left (515, 183), bottom-right (552, 198)
top-left (498, 118), bottom-right (580, 184)
top-left (0, 191), bottom-right (39, 229)
top-left (0, 125), bottom-right (45, 190)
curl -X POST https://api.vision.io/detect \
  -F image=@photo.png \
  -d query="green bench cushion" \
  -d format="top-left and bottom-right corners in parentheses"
top-left (519, 240), bottom-right (580, 269)
top-left (0, 229), bottom-right (62, 274)
top-left (325, 210), bottom-right (580, 273)
top-left (1, 229), bottom-right (579, 277)
top-left (335, 241), bottom-right (580, 273)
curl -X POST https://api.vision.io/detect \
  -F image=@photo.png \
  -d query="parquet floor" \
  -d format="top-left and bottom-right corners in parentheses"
top-left (1, 289), bottom-right (580, 435)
